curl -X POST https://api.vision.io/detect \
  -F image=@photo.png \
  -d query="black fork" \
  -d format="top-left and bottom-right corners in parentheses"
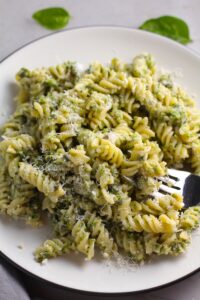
top-left (158, 169), bottom-right (200, 208)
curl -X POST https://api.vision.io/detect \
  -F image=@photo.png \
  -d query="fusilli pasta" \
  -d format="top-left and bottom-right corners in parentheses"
top-left (0, 55), bottom-right (199, 265)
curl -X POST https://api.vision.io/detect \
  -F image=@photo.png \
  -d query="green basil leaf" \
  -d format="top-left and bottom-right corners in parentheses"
top-left (139, 16), bottom-right (192, 45)
top-left (32, 7), bottom-right (71, 30)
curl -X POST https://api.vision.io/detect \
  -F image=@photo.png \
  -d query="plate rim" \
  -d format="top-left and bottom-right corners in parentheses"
top-left (0, 25), bottom-right (200, 295)
top-left (1, 25), bottom-right (200, 65)
top-left (2, 251), bottom-right (200, 296)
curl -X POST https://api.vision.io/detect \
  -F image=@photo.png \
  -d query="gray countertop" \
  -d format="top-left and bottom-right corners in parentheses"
top-left (1, 0), bottom-right (200, 61)
top-left (1, 0), bottom-right (200, 299)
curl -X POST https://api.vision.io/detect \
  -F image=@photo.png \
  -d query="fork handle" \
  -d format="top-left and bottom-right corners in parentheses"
top-left (183, 175), bottom-right (200, 208)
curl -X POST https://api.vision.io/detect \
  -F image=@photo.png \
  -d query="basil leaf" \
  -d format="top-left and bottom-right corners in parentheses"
top-left (139, 16), bottom-right (192, 45)
top-left (32, 7), bottom-right (71, 30)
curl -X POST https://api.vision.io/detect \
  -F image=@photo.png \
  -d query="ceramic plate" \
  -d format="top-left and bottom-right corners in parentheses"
top-left (0, 26), bottom-right (200, 294)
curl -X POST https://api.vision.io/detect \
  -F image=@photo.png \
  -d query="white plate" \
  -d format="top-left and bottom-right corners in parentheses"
top-left (0, 26), bottom-right (200, 295)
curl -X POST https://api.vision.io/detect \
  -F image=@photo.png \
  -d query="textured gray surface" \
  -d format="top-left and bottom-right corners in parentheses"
top-left (1, 0), bottom-right (200, 61)
top-left (0, 0), bottom-right (200, 299)
top-left (0, 258), bottom-right (30, 300)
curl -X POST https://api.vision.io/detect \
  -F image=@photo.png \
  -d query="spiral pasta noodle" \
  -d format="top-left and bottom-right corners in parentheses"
top-left (71, 220), bottom-right (95, 259)
top-left (34, 237), bottom-right (75, 262)
top-left (19, 162), bottom-right (65, 201)
top-left (0, 171), bottom-right (11, 213)
top-left (180, 206), bottom-right (200, 230)
top-left (0, 134), bottom-right (36, 155)
top-left (86, 212), bottom-right (117, 256)
top-left (124, 212), bottom-right (177, 233)
top-left (154, 122), bottom-right (188, 164)
top-left (131, 194), bottom-right (184, 216)
top-left (115, 229), bottom-right (190, 261)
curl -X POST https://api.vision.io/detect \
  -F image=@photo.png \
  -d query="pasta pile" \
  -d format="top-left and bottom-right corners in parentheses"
top-left (0, 54), bottom-right (200, 263)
